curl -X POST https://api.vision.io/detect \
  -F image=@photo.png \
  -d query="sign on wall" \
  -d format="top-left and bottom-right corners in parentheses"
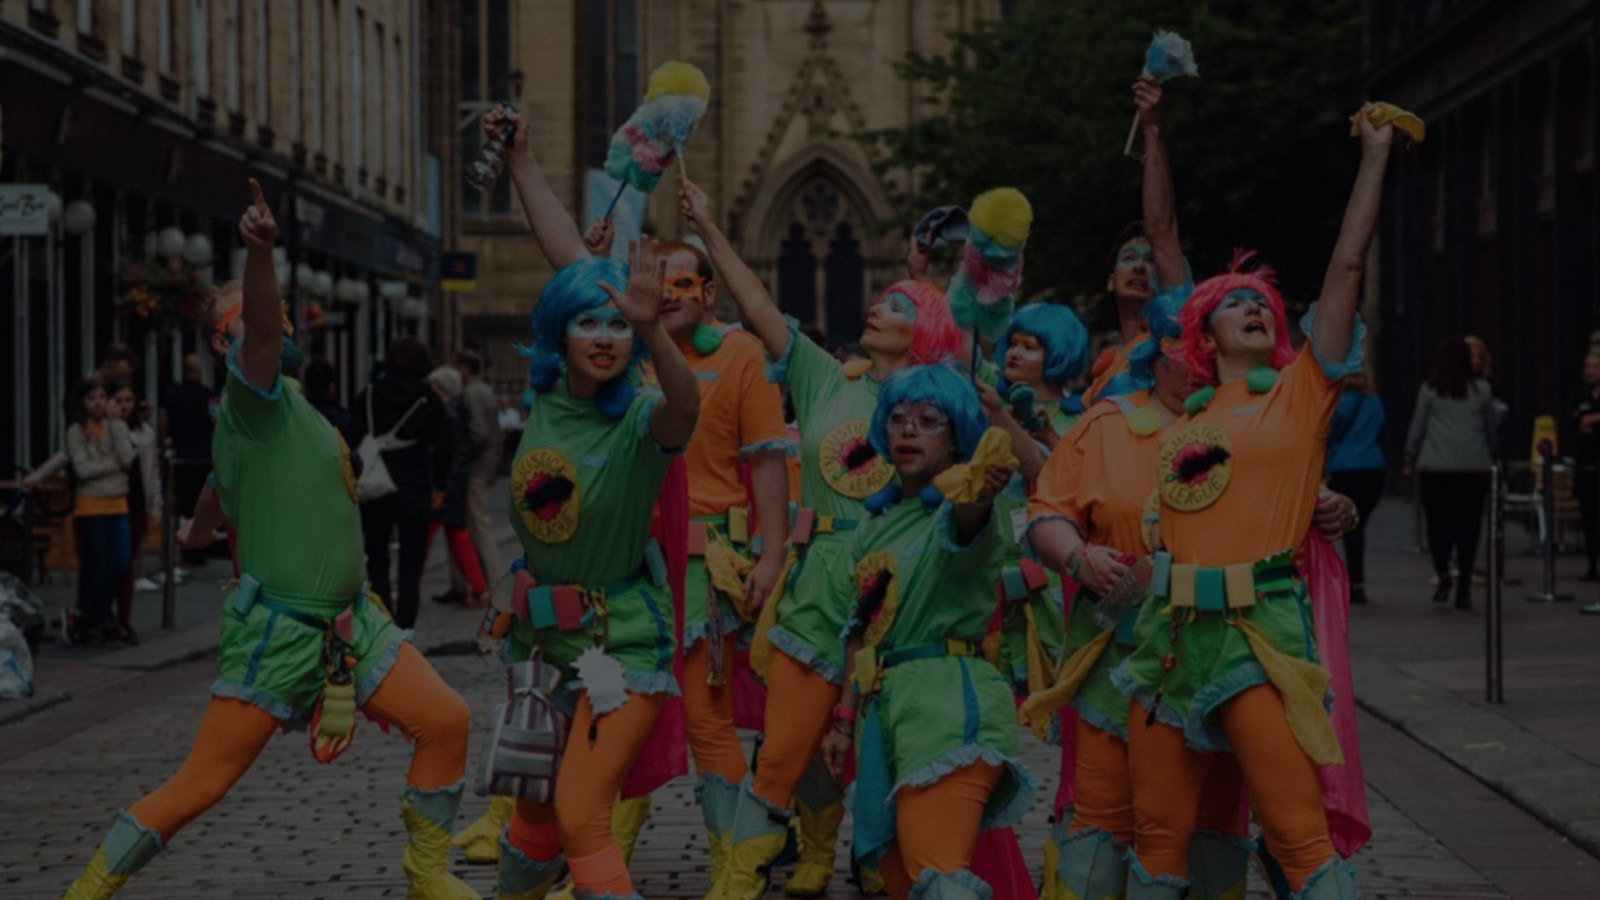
top-left (0, 184), bottom-right (49, 236)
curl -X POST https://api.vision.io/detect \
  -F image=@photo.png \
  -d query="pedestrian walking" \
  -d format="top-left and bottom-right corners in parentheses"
top-left (423, 365), bottom-right (489, 607)
top-left (1326, 370), bottom-right (1386, 605)
top-left (1404, 336), bottom-right (1497, 609)
top-left (107, 378), bottom-right (162, 643)
top-left (432, 349), bottom-right (502, 606)
top-left (345, 337), bottom-right (454, 630)
top-left (63, 376), bottom-right (135, 645)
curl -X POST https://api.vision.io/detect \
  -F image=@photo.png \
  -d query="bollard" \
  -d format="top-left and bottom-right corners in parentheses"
top-left (1526, 441), bottom-right (1574, 603)
top-left (1485, 462), bottom-right (1504, 703)
top-left (161, 441), bottom-right (177, 629)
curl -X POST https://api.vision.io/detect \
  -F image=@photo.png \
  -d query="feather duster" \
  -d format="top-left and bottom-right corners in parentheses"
top-left (603, 61), bottom-right (711, 203)
top-left (1125, 30), bottom-right (1200, 155)
top-left (946, 188), bottom-right (1033, 344)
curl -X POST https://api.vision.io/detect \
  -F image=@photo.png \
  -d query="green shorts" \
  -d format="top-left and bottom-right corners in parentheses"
top-left (210, 581), bottom-right (407, 729)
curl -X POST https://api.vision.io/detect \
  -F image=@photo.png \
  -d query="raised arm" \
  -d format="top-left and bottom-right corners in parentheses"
top-left (489, 107), bottom-right (589, 270)
top-left (1137, 75), bottom-right (1185, 290)
top-left (976, 381), bottom-right (1047, 484)
top-left (603, 239), bottom-right (701, 450)
top-left (1313, 107), bottom-right (1395, 364)
top-left (678, 174), bottom-right (792, 360)
top-left (237, 179), bottom-right (284, 392)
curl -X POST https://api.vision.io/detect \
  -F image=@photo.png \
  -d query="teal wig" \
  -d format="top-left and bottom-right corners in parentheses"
top-left (521, 257), bottom-right (644, 419)
top-left (1099, 285), bottom-right (1188, 399)
top-left (869, 365), bottom-right (988, 463)
top-left (994, 302), bottom-right (1091, 394)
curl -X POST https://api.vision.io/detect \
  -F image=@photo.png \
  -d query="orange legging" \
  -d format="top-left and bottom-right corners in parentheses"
top-left (683, 636), bottom-right (749, 784)
top-left (1128, 686), bottom-right (1332, 891)
top-left (877, 762), bottom-right (1003, 900)
top-left (128, 643), bottom-right (469, 841)
top-left (508, 690), bottom-right (666, 896)
top-left (1071, 718), bottom-right (1247, 846)
top-left (751, 649), bottom-right (840, 808)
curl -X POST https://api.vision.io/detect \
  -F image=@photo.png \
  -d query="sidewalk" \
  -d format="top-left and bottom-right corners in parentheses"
top-left (1348, 496), bottom-right (1600, 861)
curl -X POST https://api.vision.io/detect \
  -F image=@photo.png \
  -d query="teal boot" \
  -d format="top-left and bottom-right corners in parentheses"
top-left (497, 833), bottom-right (566, 900)
top-left (722, 775), bottom-right (792, 900)
top-left (1187, 831), bottom-right (1254, 900)
top-left (907, 868), bottom-right (993, 900)
top-left (400, 781), bottom-right (482, 899)
top-left (1051, 825), bottom-right (1127, 900)
top-left (1290, 859), bottom-right (1357, 900)
top-left (59, 811), bottom-right (164, 900)
top-left (1125, 854), bottom-right (1188, 900)
top-left (695, 775), bottom-right (741, 900)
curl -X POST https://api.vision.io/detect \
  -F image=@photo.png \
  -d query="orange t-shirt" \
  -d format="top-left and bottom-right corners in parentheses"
top-left (1156, 344), bottom-right (1340, 566)
top-left (1083, 334), bottom-right (1150, 405)
top-left (1030, 391), bottom-right (1160, 557)
top-left (675, 327), bottom-right (790, 518)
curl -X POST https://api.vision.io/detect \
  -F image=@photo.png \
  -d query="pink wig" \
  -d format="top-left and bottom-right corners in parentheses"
top-left (1169, 250), bottom-right (1296, 387)
top-left (878, 279), bottom-right (963, 366)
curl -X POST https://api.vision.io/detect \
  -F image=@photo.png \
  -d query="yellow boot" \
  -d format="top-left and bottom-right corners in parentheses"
top-left (857, 862), bottom-right (887, 896)
top-left (612, 793), bottom-right (653, 864)
top-left (784, 796), bottom-right (844, 898)
top-left (724, 776), bottom-right (793, 900)
top-left (454, 795), bottom-right (517, 865)
top-left (401, 782), bottom-right (483, 899)
top-left (60, 812), bottom-right (163, 900)
top-left (497, 834), bottom-right (565, 900)
top-left (695, 775), bottom-right (741, 900)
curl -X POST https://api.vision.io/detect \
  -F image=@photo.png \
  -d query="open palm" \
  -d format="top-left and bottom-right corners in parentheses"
top-left (600, 238), bottom-right (667, 327)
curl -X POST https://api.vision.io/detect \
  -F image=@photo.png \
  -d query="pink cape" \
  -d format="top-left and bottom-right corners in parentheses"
top-left (621, 456), bottom-right (690, 798)
top-left (972, 828), bottom-right (1040, 900)
top-left (1303, 531), bottom-right (1371, 858)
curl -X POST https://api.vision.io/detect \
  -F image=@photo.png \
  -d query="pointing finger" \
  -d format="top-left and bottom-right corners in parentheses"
top-left (248, 178), bottom-right (268, 214)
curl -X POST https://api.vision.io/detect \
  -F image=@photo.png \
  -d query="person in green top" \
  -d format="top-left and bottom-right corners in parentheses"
top-left (59, 180), bottom-right (477, 900)
top-left (677, 176), bottom-right (967, 900)
top-left (473, 107), bottom-right (701, 900)
top-left (817, 364), bottom-right (1032, 900)
top-left (974, 302), bottom-right (1093, 701)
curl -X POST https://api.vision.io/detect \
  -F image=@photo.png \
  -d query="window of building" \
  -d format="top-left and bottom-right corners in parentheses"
top-left (158, 0), bottom-right (173, 72)
top-left (77, 0), bottom-right (94, 33)
top-left (307, 0), bottom-right (323, 150)
top-left (188, 0), bottom-right (206, 92)
top-left (580, 0), bottom-right (641, 171)
top-left (226, 0), bottom-right (241, 110)
top-left (288, 0), bottom-right (300, 143)
top-left (459, 0), bottom-right (514, 220)
top-left (374, 21), bottom-right (385, 184)
top-left (121, 0), bottom-right (137, 55)
top-left (255, 0), bottom-right (271, 127)
top-left (352, 6), bottom-right (365, 186)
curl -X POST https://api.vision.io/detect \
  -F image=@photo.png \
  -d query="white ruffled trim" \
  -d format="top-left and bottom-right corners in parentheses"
top-left (767, 624), bottom-right (844, 685)
top-left (1297, 303), bottom-right (1368, 381)
top-left (764, 316), bottom-right (803, 384)
top-left (889, 744), bottom-right (1035, 833)
top-left (225, 340), bottom-right (283, 401)
top-left (740, 436), bottom-right (798, 459)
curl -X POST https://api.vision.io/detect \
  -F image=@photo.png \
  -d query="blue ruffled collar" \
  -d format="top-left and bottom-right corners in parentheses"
top-left (864, 481), bottom-right (944, 516)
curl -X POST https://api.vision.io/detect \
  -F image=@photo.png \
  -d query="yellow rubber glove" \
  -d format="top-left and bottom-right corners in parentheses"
top-left (934, 427), bottom-right (1019, 503)
top-left (1350, 101), bottom-right (1425, 143)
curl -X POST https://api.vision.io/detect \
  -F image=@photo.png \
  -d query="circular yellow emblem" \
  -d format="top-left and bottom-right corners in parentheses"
top-left (511, 447), bottom-right (582, 543)
top-left (818, 419), bottom-right (894, 499)
top-left (335, 432), bottom-right (359, 505)
top-left (855, 551), bottom-right (901, 648)
top-left (1157, 422), bottom-right (1233, 512)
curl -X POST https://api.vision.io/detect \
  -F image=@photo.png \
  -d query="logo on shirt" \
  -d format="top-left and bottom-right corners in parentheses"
top-left (1157, 422), bottom-right (1233, 512)
top-left (855, 550), bottom-right (901, 649)
top-left (818, 419), bottom-right (894, 499)
top-left (511, 447), bottom-right (581, 543)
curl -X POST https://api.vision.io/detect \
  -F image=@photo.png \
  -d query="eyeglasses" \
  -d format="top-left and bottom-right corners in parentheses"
top-left (567, 310), bottom-right (634, 340)
top-left (887, 402), bottom-right (950, 435)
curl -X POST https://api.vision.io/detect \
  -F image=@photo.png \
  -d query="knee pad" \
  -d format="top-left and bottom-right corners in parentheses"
top-left (906, 868), bottom-right (993, 900)
top-left (1051, 825), bottom-right (1127, 900)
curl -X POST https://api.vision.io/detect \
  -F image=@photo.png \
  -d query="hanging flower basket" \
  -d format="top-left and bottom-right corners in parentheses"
top-left (118, 256), bottom-right (208, 332)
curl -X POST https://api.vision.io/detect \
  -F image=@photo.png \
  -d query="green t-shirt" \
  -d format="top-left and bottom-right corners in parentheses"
top-left (212, 351), bottom-right (365, 601)
top-left (509, 377), bottom-right (673, 586)
top-left (773, 326), bottom-right (892, 518)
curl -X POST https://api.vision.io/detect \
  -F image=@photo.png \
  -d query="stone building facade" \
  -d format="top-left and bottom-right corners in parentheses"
top-left (455, 0), bottom-right (999, 389)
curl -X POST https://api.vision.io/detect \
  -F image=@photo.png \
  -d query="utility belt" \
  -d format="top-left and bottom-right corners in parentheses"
top-left (690, 507), bottom-right (752, 557)
top-left (482, 541), bottom-right (666, 645)
top-left (995, 559), bottom-right (1050, 605)
top-left (852, 637), bottom-right (983, 697)
top-left (1149, 548), bottom-right (1297, 613)
top-left (230, 573), bottom-right (363, 645)
top-left (787, 503), bottom-right (859, 548)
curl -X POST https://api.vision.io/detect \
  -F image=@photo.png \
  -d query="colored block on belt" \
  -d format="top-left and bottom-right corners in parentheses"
top-left (1169, 563), bottom-right (1197, 607)
top-left (1151, 552), bottom-right (1173, 598)
top-left (727, 506), bottom-right (750, 544)
top-left (551, 586), bottom-right (585, 630)
top-left (512, 569), bottom-right (538, 621)
top-left (688, 522), bottom-right (709, 557)
top-left (527, 585), bottom-right (558, 629)
top-left (1195, 568), bottom-right (1226, 612)
top-left (1224, 562), bottom-right (1257, 609)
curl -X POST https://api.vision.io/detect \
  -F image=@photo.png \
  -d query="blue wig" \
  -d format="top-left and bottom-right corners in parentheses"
top-left (1099, 285), bottom-right (1187, 399)
top-left (869, 365), bottom-right (988, 463)
top-left (521, 257), bottom-right (644, 419)
top-left (994, 302), bottom-right (1091, 394)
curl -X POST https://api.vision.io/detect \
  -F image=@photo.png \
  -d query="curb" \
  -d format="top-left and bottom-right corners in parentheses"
top-left (1353, 653), bottom-right (1600, 861)
top-left (0, 688), bottom-right (71, 727)
top-left (93, 621), bottom-right (219, 671)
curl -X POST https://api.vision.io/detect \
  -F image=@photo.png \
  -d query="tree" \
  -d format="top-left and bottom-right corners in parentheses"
top-left (859, 0), bottom-right (1362, 328)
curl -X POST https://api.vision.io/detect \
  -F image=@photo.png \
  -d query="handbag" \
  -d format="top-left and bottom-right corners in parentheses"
top-left (355, 392), bottom-right (424, 503)
top-left (474, 653), bottom-right (571, 800)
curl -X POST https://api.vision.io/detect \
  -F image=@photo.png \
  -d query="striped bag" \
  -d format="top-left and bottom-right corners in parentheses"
top-left (474, 654), bottom-right (570, 800)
